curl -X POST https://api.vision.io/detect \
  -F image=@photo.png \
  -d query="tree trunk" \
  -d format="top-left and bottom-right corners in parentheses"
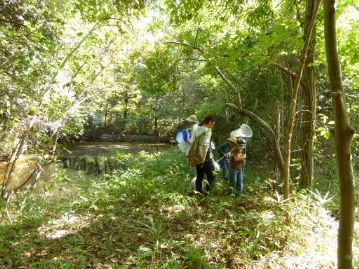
top-left (300, 0), bottom-right (317, 189)
top-left (1, 135), bottom-right (27, 198)
top-left (154, 95), bottom-right (159, 135)
top-left (104, 103), bottom-right (108, 127)
top-left (51, 131), bottom-right (60, 158)
top-left (323, 1), bottom-right (356, 268)
top-left (123, 91), bottom-right (129, 126)
top-left (282, 0), bottom-right (320, 199)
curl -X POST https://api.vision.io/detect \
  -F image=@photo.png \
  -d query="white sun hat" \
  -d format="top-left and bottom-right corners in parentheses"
top-left (185, 115), bottom-right (198, 123)
top-left (227, 137), bottom-right (237, 144)
top-left (230, 124), bottom-right (253, 138)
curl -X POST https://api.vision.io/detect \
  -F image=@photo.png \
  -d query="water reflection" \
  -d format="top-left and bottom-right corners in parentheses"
top-left (58, 142), bottom-right (170, 175)
top-left (59, 156), bottom-right (114, 175)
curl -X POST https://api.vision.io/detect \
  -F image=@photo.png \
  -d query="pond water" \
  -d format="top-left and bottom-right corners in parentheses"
top-left (57, 142), bottom-right (170, 176)
top-left (1, 142), bottom-right (171, 192)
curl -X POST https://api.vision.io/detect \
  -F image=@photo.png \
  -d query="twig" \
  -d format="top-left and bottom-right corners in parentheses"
top-left (272, 63), bottom-right (297, 78)
top-left (295, 0), bottom-right (304, 26)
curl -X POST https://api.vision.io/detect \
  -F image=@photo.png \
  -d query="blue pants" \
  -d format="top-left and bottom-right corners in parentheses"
top-left (229, 166), bottom-right (244, 193)
top-left (218, 158), bottom-right (229, 180)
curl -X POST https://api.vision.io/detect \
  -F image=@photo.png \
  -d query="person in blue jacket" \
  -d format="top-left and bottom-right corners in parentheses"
top-left (176, 115), bottom-right (199, 156)
top-left (217, 137), bottom-right (235, 180)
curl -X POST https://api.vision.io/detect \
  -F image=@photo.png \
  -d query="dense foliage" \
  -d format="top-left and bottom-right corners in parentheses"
top-left (0, 1), bottom-right (357, 155)
top-left (0, 0), bottom-right (358, 268)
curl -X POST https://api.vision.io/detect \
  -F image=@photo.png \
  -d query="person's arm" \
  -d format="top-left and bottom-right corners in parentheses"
top-left (189, 123), bottom-right (198, 143)
top-left (199, 130), bottom-right (211, 160)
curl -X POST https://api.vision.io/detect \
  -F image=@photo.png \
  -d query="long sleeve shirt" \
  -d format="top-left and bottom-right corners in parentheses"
top-left (192, 126), bottom-right (213, 161)
top-left (230, 147), bottom-right (246, 169)
top-left (189, 123), bottom-right (199, 143)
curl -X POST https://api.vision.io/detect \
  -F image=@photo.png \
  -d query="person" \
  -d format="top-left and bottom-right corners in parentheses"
top-left (191, 115), bottom-right (216, 194)
top-left (176, 115), bottom-right (198, 156)
top-left (217, 138), bottom-right (234, 180)
top-left (228, 138), bottom-right (246, 194)
top-left (185, 114), bottom-right (199, 144)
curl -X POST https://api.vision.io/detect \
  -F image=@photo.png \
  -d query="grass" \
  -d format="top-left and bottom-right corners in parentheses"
top-left (0, 148), bottom-right (358, 268)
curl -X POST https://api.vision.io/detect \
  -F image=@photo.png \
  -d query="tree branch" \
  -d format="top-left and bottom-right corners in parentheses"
top-left (183, 57), bottom-right (206, 62)
top-left (295, 0), bottom-right (304, 26)
top-left (226, 102), bottom-right (284, 172)
top-left (164, 41), bottom-right (204, 53)
top-left (58, 23), bottom-right (99, 72)
top-left (272, 63), bottom-right (297, 78)
top-left (165, 40), bottom-right (242, 105)
top-left (41, 22), bottom-right (99, 97)
top-left (214, 66), bottom-right (242, 106)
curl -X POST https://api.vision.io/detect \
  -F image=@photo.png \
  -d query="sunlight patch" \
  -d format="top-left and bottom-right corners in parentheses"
top-left (252, 208), bottom-right (339, 269)
top-left (38, 213), bottom-right (92, 239)
top-left (161, 204), bottom-right (186, 214)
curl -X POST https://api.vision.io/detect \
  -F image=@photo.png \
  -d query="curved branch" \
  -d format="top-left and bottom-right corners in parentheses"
top-left (272, 63), bottom-right (298, 78)
top-left (13, 165), bottom-right (40, 193)
top-left (214, 67), bottom-right (242, 106)
top-left (41, 23), bottom-right (99, 97)
top-left (58, 23), bottom-right (99, 72)
top-left (226, 103), bottom-right (284, 172)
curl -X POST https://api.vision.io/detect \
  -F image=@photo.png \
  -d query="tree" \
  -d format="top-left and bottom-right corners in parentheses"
top-left (0, 0), bottom-right (147, 197)
top-left (279, 0), bottom-right (320, 199)
top-left (323, 0), bottom-right (356, 267)
top-left (299, 0), bottom-right (318, 189)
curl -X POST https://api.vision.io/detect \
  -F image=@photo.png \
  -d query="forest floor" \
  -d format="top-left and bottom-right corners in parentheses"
top-left (0, 149), bottom-right (358, 269)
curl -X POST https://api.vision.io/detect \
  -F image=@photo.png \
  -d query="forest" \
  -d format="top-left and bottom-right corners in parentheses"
top-left (0, 0), bottom-right (358, 268)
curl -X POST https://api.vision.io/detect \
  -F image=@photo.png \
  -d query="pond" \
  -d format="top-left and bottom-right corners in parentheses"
top-left (1, 142), bottom-right (172, 192)
top-left (56, 142), bottom-right (170, 176)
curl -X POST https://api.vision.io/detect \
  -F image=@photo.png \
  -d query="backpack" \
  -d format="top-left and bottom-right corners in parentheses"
top-left (187, 133), bottom-right (206, 165)
top-left (175, 129), bottom-right (190, 144)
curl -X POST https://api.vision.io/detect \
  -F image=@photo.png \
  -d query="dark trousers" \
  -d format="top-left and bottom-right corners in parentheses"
top-left (195, 161), bottom-right (216, 193)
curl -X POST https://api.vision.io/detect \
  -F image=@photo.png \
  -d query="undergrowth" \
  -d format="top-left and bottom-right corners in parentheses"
top-left (0, 148), bottom-right (357, 268)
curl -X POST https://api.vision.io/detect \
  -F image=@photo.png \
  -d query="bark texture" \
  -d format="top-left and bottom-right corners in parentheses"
top-left (300, 0), bottom-right (317, 188)
top-left (282, 0), bottom-right (320, 199)
top-left (323, 1), bottom-right (356, 268)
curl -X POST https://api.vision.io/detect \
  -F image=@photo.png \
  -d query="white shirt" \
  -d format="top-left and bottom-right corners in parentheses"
top-left (189, 123), bottom-right (199, 143)
top-left (192, 126), bottom-right (213, 159)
